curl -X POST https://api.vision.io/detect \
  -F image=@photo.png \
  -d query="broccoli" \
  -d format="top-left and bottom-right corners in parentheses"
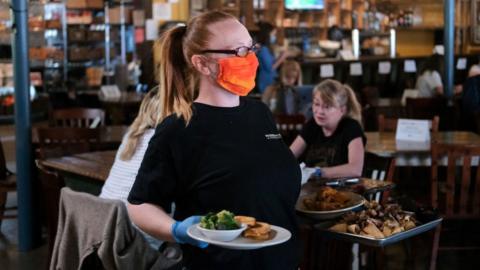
top-left (216, 210), bottom-right (239, 230)
top-left (199, 210), bottom-right (240, 230)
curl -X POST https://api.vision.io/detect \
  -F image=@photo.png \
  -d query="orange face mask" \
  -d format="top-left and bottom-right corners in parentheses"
top-left (215, 52), bottom-right (259, 96)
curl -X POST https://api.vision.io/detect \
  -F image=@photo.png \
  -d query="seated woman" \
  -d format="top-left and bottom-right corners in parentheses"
top-left (99, 88), bottom-right (162, 249)
top-left (261, 60), bottom-right (302, 115)
top-left (289, 79), bottom-right (365, 179)
top-left (415, 54), bottom-right (444, 97)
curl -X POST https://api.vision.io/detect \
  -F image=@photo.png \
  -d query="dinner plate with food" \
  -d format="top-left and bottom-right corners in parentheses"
top-left (296, 186), bottom-right (365, 219)
top-left (187, 210), bottom-right (291, 250)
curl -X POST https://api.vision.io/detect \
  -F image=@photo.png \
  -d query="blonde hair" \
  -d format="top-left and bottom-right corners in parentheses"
top-left (280, 60), bottom-right (302, 86)
top-left (154, 11), bottom-right (237, 124)
top-left (313, 79), bottom-right (362, 125)
top-left (120, 88), bottom-right (161, 161)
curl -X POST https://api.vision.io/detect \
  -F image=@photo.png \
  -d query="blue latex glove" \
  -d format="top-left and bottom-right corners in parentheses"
top-left (171, 216), bottom-right (208, 248)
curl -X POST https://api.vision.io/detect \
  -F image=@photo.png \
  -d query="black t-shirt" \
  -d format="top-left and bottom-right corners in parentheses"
top-left (128, 98), bottom-right (301, 270)
top-left (300, 117), bottom-right (366, 167)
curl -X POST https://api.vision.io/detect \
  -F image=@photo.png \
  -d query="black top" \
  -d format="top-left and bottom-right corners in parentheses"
top-left (300, 117), bottom-right (366, 167)
top-left (128, 98), bottom-right (301, 270)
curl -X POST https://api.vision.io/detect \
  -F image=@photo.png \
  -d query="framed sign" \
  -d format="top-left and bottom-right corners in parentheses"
top-left (472, 0), bottom-right (480, 44)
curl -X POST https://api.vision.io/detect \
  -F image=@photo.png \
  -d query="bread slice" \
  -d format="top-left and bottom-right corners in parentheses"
top-left (234, 216), bottom-right (256, 227)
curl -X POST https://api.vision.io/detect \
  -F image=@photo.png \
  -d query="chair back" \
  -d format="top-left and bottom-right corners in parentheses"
top-left (35, 160), bottom-right (65, 262)
top-left (36, 127), bottom-right (101, 159)
top-left (431, 143), bottom-right (480, 218)
top-left (275, 114), bottom-right (306, 145)
top-left (377, 114), bottom-right (440, 132)
top-left (51, 108), bottom-right (105, 128)
top-left (0, 140), bottom-right (7, 179)
top-left (363, 152), bottom-right (396, 202)
top-left (406, 97), bottom-right (447, 123)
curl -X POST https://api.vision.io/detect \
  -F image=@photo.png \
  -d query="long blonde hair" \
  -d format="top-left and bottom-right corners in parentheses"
top-left (280, 60), bottom-right (302, 86)
top-left (120, 88), bottom-right (161, 161)
top-left (154, 11), bottom-right (236, 124)
top-left (313, 79), bottom-right (363, 126)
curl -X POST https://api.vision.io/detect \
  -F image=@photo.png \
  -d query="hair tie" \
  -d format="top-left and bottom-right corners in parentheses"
top-left (179, 24), bottom-right (187, 36)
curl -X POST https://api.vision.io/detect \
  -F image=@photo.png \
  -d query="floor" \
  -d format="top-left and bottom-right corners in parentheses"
top-left (1, 123), bottom-right (480, 270)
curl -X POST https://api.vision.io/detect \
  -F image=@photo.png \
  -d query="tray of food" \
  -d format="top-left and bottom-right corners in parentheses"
top-left (187, 210), bottom-right (291, 250)
top-left (296, 186), bottom-right (365, 220)
top-left (315, 201), bottom-right (442, 247)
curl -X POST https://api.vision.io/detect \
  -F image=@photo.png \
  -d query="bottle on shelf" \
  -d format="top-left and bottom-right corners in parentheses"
top-left (352, 11), bottom-right (358, 29)
top-left (389, 12), bottom-right (397, 28)
top-left (397, 10), bottom-right (405, 27)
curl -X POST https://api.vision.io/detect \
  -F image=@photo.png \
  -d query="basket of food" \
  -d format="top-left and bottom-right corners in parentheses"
top-left (296, 186), bottom-right (365, 220)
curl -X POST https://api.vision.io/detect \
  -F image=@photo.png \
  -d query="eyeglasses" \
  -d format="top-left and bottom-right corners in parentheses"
top-left (201, 43), bottom-right (260, 58)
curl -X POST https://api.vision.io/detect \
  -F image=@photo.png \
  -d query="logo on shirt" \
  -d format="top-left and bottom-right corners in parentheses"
top-left (265, 133), bottom-right (282, 140)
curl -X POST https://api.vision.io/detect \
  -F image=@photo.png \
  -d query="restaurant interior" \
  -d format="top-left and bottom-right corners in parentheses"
top-left (1, 0), bottom-right (480, 269)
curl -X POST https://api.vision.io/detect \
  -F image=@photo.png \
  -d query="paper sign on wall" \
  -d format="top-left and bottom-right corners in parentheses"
top-left (404, 60), bottom-right (417, 73)
top-left (350, 63), bottom-right (362, 76)
top-left (153, 3), bottom-right (172, 20)
top-left (395, 119), bottom-right (430, 142)
top-left (100, 85), bottom-right (121, 99)
top-left (378, 61), bottom-right (391, 74)
top-left (145, 19), bottom-right (158, 41)
top-left (456, 58), bottom-right (467, 70)
top-left (320, 64), bottom-right (334, 78)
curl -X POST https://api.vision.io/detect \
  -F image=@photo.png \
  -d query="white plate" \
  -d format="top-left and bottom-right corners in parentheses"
top-left (296, 191), bottom-right (365, 220)
top-left (187, 224), bottom-right (291, 250)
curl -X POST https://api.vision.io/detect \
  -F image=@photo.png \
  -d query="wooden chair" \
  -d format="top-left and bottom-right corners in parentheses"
top-left (35, 127), bottom-right (100, 264)
top-left (0, 139), bottom-right (16, 228)
top-left (377, 114), bottom-right (440, 132)
top-left (50, 108), bottom-right (105, 128)
top-left (405, 97), bottom-right (447, 129)
top-left (429, 143), bottom-right (480, 270)
top-left (275, 114), bottom-right (306, 145)
top-left (35, 160), bottom-right (64, 265)
top-left (36, 127), bottom-right (101, 159)
top-left (363, 152), bottom-right (396, 182)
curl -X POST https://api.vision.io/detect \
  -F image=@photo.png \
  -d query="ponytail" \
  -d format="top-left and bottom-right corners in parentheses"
top-left (343, 84), bottom-right (363, 126)
top-left (156, 25), bottom-right (194, 123)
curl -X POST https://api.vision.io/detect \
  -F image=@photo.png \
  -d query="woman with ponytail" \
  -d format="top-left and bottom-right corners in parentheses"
top-left (127, 11), bottom-right (301, 269)
top-left (290, 79), bottom-right (365, 179)
top-left (99, 88), bottom-right (161, 247)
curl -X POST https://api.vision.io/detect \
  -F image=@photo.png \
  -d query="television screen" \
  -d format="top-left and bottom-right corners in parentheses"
top-left (285, 0), bottom-right (324, 10)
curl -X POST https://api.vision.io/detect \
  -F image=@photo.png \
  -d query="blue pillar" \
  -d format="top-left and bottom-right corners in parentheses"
top-left (444, 0), bottom-right (455, 97)
top-left (11, 0), bottom-right (41, 251)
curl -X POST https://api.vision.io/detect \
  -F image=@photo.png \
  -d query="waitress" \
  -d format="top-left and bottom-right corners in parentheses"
top-left (127, 11), bottom-right (301, 270)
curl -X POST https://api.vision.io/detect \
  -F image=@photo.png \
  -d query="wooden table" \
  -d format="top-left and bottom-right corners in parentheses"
top-left (40, 150), bottom-right (117, 195)
top-left (40, 150), bottom-right (116, 182)
top-left (365, 131), bottom-right (480, 166)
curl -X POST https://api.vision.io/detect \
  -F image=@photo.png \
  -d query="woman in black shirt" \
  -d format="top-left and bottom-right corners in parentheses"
top-left (127, 11), bottom-right (300, 270)
top-left (290, 79), bottom-right (365, 178)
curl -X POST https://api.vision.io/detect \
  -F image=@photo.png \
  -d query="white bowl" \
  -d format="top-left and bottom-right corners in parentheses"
top-left (196, 223), bottom-right (247, 242)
